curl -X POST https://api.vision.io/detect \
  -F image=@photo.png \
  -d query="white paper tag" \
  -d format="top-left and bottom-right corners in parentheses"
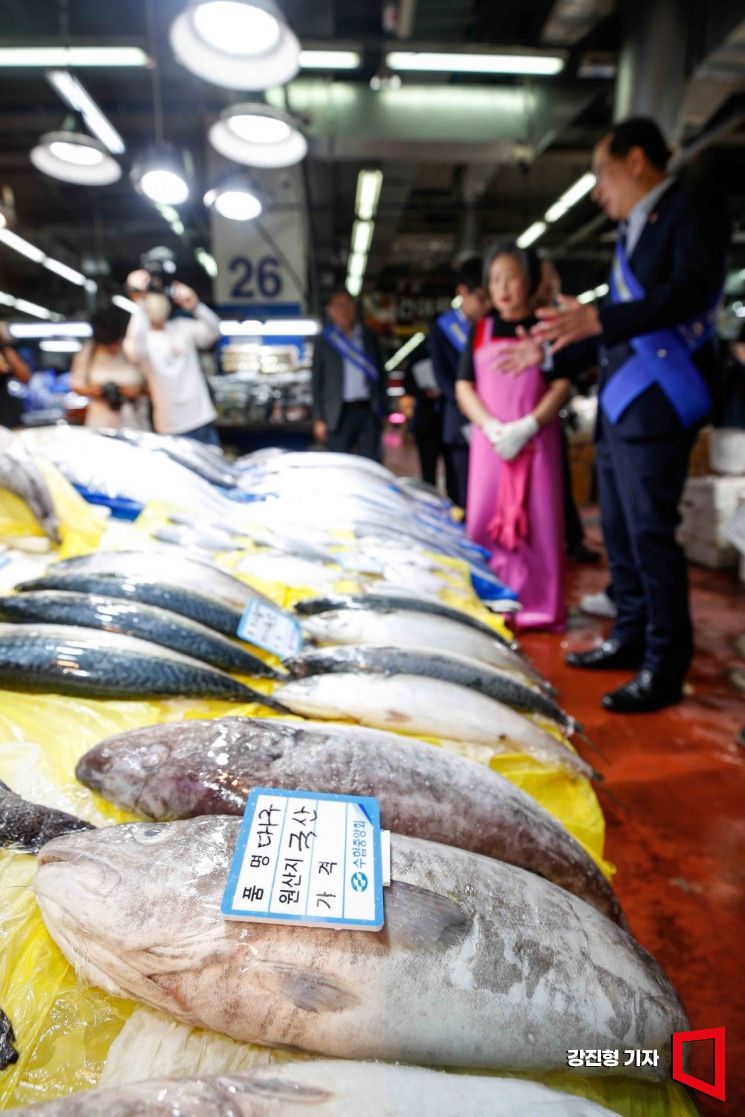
top-left (334, 551), bottom-right (384, 576)
top-left (222, 788), bottom-right (385, 931)
top-left (237, 599), bottom-right (303, 659)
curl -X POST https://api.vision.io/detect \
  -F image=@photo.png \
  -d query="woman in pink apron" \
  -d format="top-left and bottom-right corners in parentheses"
top-left (455, 244), bottom-right (572, 630)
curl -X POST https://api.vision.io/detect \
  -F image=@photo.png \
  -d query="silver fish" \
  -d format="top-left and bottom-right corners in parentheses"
top-left (101, 429), bottom-right (239, 489)
top-left (285, 645), bottom-right (570, 730)
top-left (274, 671), bottom-right (592, 778)
top-left (0, 429), bottom-right (60, 543)
top-left (0, 779), bottom-right (93, 853)
top-left (1, 1062), bottom-right (618, 1115)
top-left (76, 716), bottom-right (619, 920)
top-left (294, 593), bottom-right (517, 650)
top-left (0, 592), bottom-right (276, 677)
top-left (34, 820), bottom-right (687, 1076)
top-left (300, 607), bottom-right (545, 685)
top-left (0, 624), bottom-right (286, 708)
top-left (18, 572), bottom-right (246, 640)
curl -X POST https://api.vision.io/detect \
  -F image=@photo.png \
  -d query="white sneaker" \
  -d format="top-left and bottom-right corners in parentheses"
top-left (579, 591), bottom-right (618, 619)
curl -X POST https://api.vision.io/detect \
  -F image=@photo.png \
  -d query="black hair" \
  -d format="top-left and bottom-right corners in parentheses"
top-left (486, 241), bottom-right (542, 294)
top-left (327, 287), bottom-right (356, 304)
top-left (604, 117), bottom-right (671, 172)
top-left (455, 256), bottom-right (484, 292)
top-left (90, 307), bottom-right (128, 347)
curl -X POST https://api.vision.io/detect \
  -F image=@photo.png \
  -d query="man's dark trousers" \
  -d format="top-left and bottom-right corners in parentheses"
top-left (327, 401), bottom-right (382, 461)
top-left (596, 412), bottom-right (696, 685)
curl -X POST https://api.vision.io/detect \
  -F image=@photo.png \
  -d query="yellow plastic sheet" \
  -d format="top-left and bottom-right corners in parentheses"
top-left (0, 460), bottom-right (108, 558)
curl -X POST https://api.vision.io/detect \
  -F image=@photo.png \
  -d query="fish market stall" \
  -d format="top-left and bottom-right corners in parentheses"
top-left (0, 430), bottom-right (697, 1116)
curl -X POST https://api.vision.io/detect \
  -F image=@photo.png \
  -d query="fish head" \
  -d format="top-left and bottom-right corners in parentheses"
top-left (34, 817), bottom-right (240, 999)
top-left (75, 731), bottom-right (173, 816)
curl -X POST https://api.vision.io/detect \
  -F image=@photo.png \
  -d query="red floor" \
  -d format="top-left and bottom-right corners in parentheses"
top-left (521, 514), bottom-right (745, 1117)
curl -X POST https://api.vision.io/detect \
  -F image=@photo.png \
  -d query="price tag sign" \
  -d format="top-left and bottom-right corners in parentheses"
top-left (237, 599), bottom-right (303, 659)
top-left (334, 551), bottom-right (384, 576)
top-left (222, 788), bottom-right (386, 931)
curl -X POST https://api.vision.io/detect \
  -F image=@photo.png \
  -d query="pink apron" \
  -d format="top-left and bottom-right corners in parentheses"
top-left (465, 319), bottom-right (566, 631)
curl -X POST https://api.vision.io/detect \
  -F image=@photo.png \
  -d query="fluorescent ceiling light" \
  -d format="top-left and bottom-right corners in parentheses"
top-left (516, 221), bottom-right (547, 248)
top-left (347, 252), bottom-right (367, 281)
top-left (112, 294), bottom-right (138, 313)
top-left (204, 185), bottom-right (262, 221)
top-left (387, 51), bottom-right (564, 75)
top-left (577, 283), bottom-right (609, 305)
top-left (0, 47), bottom-right (149, 68)
top-left (195, 248), bottom-right (218, 278)
top-left (352, 219), bottom-right (374, 256)
top-left (346, 274), bottom-right (362, 297)
top-left (299, 49), bottom-right (361, 69)
top-left (8, 321), bottom-right (91, 338)
top-left (13, 298), bottom-right (56, 320)
top-left (170, 0), bottom-right (300, 90)
top-left (385, 331), bottom-right (426, 372)
top-left (219, 318), bottom-right (319, 336)
top-left (355, 169), bottom-right (383, 220)
top-left (47, 70), bottom-right (126, 155)
top-left (209, 104), bottom-right (307, 168)
top-left (0, 227), bottom-right (45, 263)
top-left (594, 283), bottom-right (609, 298)
top-left (40, 339), bottom-right (82, 352)
top-left (43, 257), bottom-right (87, 285)
top-left (31, 130), bottom-right (121, 185)
top-left (544, 172), bottom-right (595, 223)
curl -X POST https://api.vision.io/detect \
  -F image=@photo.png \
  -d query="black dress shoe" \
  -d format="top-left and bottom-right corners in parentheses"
top-left (602, 670), bottom-right (683, 714)
top-left (566, 542), bottom-right (601, 563)
top-left (565, 639), bottom-right (644, 671)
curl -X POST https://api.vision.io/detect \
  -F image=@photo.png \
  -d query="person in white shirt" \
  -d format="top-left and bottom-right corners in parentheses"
top-left (124, 271), bottom-right (221, 445)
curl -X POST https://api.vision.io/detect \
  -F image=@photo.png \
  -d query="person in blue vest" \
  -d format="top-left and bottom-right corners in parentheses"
top-left (428, 257), bottom-right (487, 508)
top-left (531, 117), bottom-right (730, 712)
top-left (311, 288), bottom-right (388, 461)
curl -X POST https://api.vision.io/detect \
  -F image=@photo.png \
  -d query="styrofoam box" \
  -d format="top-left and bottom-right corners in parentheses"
top-left (681, 536), bottom-right (738, 570)
top-left (682, 475), bottom-right (745, 516)
top-left (710, 428), bottom-right (745, 475)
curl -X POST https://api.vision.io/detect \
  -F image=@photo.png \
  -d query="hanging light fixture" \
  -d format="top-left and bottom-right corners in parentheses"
top-left (209, 103), bottom-right (307, 168)
top-left (132, 143), bottom-right (191, 205)
top-left (31, 127), bottom-right (121, 185)
top-left (169, 0), bottom-right (300, 90)
top-left (204, 175), bottom-right (262, 221)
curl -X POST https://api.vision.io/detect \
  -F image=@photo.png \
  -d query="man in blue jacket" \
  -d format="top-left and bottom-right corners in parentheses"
top-left (428, 258), bottom-right (487, 508)
top-left (533, 118), bottom-right (730, 712)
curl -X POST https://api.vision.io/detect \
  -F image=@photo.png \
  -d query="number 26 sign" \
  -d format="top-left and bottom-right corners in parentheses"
top-left (229, 255), bottom-right (283, 300)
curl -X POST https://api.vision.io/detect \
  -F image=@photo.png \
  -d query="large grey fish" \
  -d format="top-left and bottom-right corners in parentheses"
top-left (102, 428), bottom-right (239, 489)
top-left (274, 671), bottom-right (592, 778)
top-left (76, 717), bottom-right (620, 921)
top-left (0, 592), bottom-right (277, 677)
top-left (300, 607), bottom-right (546, 685)
top-left (0, 779), bottom-right (93, 853)
top-left (0, 429), bottom-right (60, 543)
top-left (54, 551), bottom-right (272, 611)
top-left (0, 624), bottom-right (286, 708)
top-left (285, 645), bottom-right (571, 730)
top-left (18, 572), bottom-right (245, 640)
top-left (0, 1005), bottom-right (18, 1070)
top-left (34, 819), bottom-right (687, 1076)
top-left (294, 593), bottom-right (517, 649)
top-left (1, 1062), bottom-right (617, 1115)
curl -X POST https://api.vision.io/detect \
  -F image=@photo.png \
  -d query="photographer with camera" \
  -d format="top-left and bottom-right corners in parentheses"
top-left (70, 307), bottom-right (148, 430)
top-left (123, 267), bottom-right (221, 446)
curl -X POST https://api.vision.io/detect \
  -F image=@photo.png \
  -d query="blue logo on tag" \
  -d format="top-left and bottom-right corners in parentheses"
top-left (351, 871), bottom-right (368, 892)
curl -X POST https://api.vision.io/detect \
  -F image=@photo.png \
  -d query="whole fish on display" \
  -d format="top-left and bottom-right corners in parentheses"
top-left (34, 820), bottom-right (687, 1075)
top-left (300, 606), bottom-right (545, 684)
top-left (274, 670), bottom-right (591, 778)
top-left (0, 429), bottom-right (60, 543)
top-left (0, 779), bottom-right (93, 853)
top-left (285, 645), bottom-right (572, 730)
top-left (18, 572), bottom-right (245, 640)
top-left (1, 1062), bottom-right (618, 1116)
top-left (0, 592), bottom-right (277, 677)
top-left (294, 593), bottom-right (517, 649)
top-left (76, 716), bottom-right (620, 920)
top-left (0, 1006), bottom-right (18, 1070)
top-left (0, 624), bottom-right (287, 707)
top-left (98, 428), bottom-right (239, 489)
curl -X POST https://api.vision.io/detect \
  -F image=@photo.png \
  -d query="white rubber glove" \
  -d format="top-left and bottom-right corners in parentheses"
top-left (480, 417), bottom-right (503, 447)
top-left (492, 414), bottom-right (539, 461)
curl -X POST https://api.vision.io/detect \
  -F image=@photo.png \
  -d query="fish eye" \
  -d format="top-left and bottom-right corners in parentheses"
top-left (134, 825), bottom-right (167, 844)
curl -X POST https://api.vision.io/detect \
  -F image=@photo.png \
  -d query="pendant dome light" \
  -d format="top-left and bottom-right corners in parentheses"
top-left (169, 0), bottom-right (300, 90)
top-left (208, 103), bottom-right (307, 168)
top-left (31, 128), bottom-right (121, 185)
top-left (204, 175), bottom-right (262, 221)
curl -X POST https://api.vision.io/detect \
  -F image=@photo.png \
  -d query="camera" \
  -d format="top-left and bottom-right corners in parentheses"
top-left (140, 246), bottom-right (177, 295)
top-left (101, 382), bottom-right (125, 412)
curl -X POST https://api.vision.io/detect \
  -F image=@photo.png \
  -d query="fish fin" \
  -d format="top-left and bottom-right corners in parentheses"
top-left (253, 961), bottom-right (360, 1014)
top-left (227, 1074), bottom-right (333, 1103)
top-left (382, 880), bottom-right (471, 951)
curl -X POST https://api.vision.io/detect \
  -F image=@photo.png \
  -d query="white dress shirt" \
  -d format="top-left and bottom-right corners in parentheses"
top-left (624, 177), bottom-right (675, 256)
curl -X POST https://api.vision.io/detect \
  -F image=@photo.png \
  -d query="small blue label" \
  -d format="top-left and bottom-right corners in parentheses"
top-left (237, 599), bottom-right (303, 659)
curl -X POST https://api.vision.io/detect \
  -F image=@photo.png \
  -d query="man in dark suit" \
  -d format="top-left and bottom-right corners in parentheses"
top-left (311, 289), bottom-right (388, 461)
top-left (533, 118), bottom-right (730, 712)
top-left (428, 257), bottom-right (487, 508)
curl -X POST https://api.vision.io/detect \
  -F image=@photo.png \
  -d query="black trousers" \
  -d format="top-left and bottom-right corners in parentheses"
top-left (327, 402), bottom-right (382, 461)
top-left (597, 421), bottom-right (696, 683)
top-left (444, 444), bottom-right (469, 510)
top-left (560, 425), bottom-right (585, 551)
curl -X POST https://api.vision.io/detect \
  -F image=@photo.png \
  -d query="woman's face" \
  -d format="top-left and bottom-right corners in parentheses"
top-left (488, 255), bottom-right (530, 320)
